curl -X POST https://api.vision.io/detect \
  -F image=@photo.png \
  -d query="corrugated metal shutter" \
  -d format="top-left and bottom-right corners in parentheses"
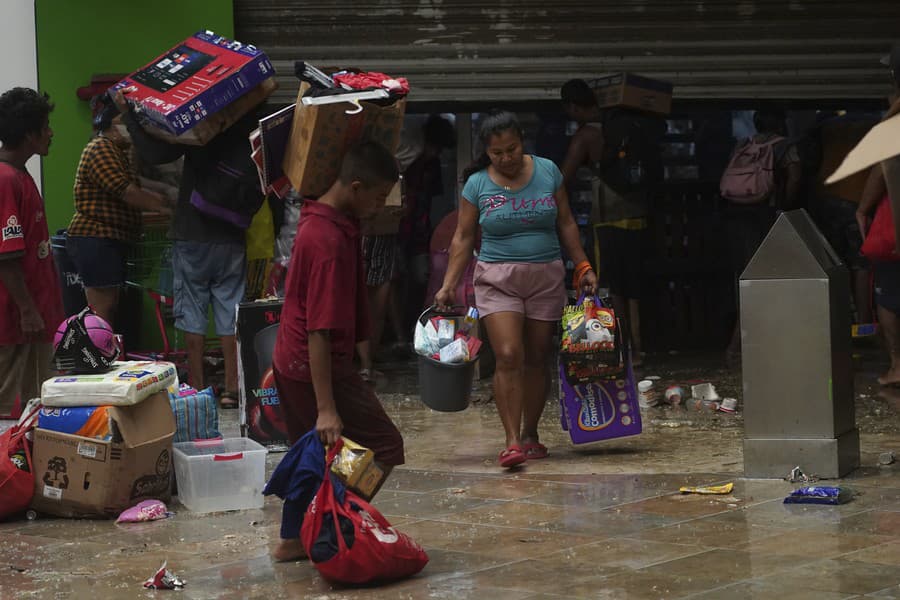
top-left (235, 1), bottom-right (898, 106)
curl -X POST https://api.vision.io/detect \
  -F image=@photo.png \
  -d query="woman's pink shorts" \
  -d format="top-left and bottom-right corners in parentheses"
top-left (473, 259), bottom-right (567, 321)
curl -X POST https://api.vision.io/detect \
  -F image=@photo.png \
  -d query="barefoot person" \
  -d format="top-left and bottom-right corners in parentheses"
top-left (270, 142), bottom-right (405, 561)
top-left (435, 110), bottom-right (597, 469)
top-left (856, 52), bottom-right (900, 386)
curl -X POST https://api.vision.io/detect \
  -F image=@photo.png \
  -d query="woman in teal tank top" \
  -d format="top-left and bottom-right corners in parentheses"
top-left (435, 111), bottom-right (597, 469)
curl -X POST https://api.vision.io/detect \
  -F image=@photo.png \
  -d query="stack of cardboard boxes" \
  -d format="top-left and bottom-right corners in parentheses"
top-left (30, 363), bottom-right (177, 518)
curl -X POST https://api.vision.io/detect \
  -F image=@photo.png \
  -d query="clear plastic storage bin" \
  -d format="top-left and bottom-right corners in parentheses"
top-left (173, 438), bottom-right (267, 513)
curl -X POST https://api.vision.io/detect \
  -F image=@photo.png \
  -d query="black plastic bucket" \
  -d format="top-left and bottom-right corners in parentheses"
top-left (417, 354), bottom-right (476, 412)
top-left (416, 306), bottom-right (478, 412)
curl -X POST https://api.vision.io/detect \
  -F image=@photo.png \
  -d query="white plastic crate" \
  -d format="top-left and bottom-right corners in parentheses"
top-left (173, 438), bottom-right (267, 513)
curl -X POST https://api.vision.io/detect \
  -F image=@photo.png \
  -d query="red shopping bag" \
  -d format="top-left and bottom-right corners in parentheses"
top-left (0, 406), bottom-right (40, 520)
top-left (862, 193), bottom-right (900, 262)
top-left (301, 439), bottom-right (428, 584)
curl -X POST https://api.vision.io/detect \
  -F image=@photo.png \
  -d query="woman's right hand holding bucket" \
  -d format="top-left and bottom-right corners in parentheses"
top-left (434, 286), bottom-right (456, 313)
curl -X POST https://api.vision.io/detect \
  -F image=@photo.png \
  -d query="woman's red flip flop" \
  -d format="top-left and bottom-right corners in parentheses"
top-left (522, 442), bottom-right (548, 460)
top-left (498, 445), bottom-right (526, 468)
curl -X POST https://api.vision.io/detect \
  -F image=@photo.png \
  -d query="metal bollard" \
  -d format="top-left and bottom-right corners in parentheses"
top-left (740, 210), bottom-right (860, 478)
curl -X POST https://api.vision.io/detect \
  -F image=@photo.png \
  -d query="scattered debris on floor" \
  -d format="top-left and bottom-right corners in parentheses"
top-left (143, 561), bottom-right (185, 590)
top-left (783, 486), bottom-right (853, 505)
top-left (785, 466), bottom-right (820, 484)
top-left (679, 482), bottom-right (734, 495)
top-left (115, 499), bottom-right (171, 524)
top-left (717, 398), bottom-right (738, 413)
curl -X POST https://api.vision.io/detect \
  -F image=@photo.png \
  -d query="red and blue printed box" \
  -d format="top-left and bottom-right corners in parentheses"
top-left (236, 299), bottom-right (288, 450)
top-left (558, 358), bottom-right (642, 445)
top-left (112, 30), bottom-right (273, 137)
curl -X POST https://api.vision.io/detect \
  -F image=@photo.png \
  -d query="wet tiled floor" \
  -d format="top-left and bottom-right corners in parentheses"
top-left (3, 353), bottom-right (900, 598)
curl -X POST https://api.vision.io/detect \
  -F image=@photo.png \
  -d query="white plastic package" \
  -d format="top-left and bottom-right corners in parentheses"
top-left (436, 319), bottom-right (456, 348)
top-left (414, 320), bottom-right (441, 357)
top-left (41, 361), bottom-right (178, 407)
top-left (439, 338), bottom-right (469, 364)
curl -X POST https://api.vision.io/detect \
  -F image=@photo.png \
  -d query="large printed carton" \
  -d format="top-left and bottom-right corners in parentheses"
top-left (237, 299), bottom-right (289, 449)
top-left (142, 78), bottom-right (278, 146)
top-left (558, 360), bottom-right (642, 445)
top-left (112, 30), bottom-right (274, 143)
top-left (30, 393), bottom-right (176, 518)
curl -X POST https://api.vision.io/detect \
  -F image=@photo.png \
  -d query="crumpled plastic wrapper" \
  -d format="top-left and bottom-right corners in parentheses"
top-left (783, 486), bottom-right (852, 505)
top-left (785, 466), bottom-right (819, 484)
top-left (679, 482), bottom-right (734, 495)
top-left (117, 499), bottom-right (172, 524)
top-left (143, 561), bottom-right (185, 590)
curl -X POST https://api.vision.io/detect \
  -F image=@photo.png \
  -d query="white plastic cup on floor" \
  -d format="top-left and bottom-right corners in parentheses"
top-left (638, 380), bottom-right (656, 408)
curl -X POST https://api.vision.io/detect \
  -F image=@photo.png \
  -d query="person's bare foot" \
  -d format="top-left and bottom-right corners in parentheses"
top-left (878, 367), bottom-right (900, 386)
top-left (272, 538), bottom-right (308, 562)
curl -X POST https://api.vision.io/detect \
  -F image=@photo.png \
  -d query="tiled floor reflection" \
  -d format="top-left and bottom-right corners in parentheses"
top-left (4, 366), bottom-right (900, 599)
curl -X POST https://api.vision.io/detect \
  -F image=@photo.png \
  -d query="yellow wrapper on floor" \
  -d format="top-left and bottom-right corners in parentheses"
top-left (679, 482), bottom-right (734, 495)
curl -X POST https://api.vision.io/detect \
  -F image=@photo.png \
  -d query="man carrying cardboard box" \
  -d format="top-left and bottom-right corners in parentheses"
top-left (560, 78), bottom-right (665, 366)
top-left (114, 91), bottom-right (264, 409)
top-left (0, 88), bottom-right (63, 417)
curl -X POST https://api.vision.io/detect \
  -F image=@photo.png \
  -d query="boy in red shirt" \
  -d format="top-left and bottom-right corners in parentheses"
top-left (271, 141), bottom-right (405, 561)
top-left (0, 88), bottom-right (63, 416)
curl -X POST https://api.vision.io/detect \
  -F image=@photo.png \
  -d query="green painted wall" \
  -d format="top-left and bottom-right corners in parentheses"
top-left (35, 0), bottom-right (234, 234)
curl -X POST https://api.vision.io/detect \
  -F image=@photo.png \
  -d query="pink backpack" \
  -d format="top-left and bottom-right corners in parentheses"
top-left (719, 136), bottom-right (784, 204)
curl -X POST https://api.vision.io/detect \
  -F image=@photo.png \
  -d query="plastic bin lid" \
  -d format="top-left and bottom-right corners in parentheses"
top-left (173, 437), bottom-right (266, 457)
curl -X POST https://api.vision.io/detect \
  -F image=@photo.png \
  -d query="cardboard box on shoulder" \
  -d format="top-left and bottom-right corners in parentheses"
top-left (30, 393), bottom-right (176, 518)
top-left (283, 82), bottom-right (406, 197)
top-left (237, 299), bottom-right (289, 449)
top-left (112, 30), bottom-right (274, 141)
top-left (592, 73), bottom-right (673, 116)
top-left (142, 77), bottom-right (278, 146)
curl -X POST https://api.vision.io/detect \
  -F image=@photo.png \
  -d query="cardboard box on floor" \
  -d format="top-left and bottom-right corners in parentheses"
top-left (283, 82), bottom-right (406, 197)
top-left (30, 393), bottom-right (176, 518)
top-left (112, 30), bottom-right (274, 142)
top-left (592, 73), bottom-right (673, 116)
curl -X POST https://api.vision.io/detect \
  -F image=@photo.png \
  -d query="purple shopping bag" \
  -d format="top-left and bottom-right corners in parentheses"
top-left (557, 356), bottom-right (642, 445)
